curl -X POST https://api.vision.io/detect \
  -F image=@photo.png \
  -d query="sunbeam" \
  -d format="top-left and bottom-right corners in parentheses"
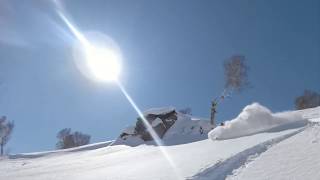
top-left (53, 2), bottom-right (183, 179)
top-left (117, 82), bottom-right (183, 179)
top-left (56, 11), bottom-right (89, 47)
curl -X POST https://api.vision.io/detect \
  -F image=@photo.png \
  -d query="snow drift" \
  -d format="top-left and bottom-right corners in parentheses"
top-left (114, 107), bottom-right (211, 146)
top-left (209, 103), bottom-right (306, 140)
top-left (9, 141), bottom-right (113, 159)
top-left (1, 106), bottom-right (319, 180)
top-left (228, 124), bottom-right (320, 180)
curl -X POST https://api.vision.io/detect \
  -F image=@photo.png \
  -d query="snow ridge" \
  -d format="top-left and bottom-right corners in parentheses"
top-left (187, 127), bottom-right (305, 180)
top-left (9, 141), bottom-right (113, 159)
top-left (209, 103), bottom-right (306, 140)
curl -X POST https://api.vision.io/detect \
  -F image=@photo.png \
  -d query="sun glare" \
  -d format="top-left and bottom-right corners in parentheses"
top-left (84, 45), bottom-right (121, 82)
top-left (55, 5), bottom-right (182, 179)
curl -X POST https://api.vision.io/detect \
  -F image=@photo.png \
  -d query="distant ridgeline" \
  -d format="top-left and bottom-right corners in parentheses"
top-left (113, 107), bottom-right (211, 146)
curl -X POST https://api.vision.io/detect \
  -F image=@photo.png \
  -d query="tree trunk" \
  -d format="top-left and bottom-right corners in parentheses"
top-left (0, 143), bottom-right (3, 156)
top-left (210, 101), bottom-right (217, 127)
top-left (210, 111), bottom-right (215, 126)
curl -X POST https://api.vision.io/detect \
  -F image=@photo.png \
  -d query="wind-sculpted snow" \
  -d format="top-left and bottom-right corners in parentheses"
top-left (142, 106), bottom-right (176, 116)
top-left (188, 128), bottom-right (305, 180)
top-left (209, 103), bottom-right (307, 140)
top-left (228, 122), bottom-right (320, 180)
top-left (9, 141), bottom-right (113, 159)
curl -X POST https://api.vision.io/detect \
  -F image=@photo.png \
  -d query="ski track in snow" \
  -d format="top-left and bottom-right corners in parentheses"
top-left (187, 127), bottom-right (305, 180)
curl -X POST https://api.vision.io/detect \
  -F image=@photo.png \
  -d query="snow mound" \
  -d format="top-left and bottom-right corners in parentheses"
top-left (209, 103), bottom-right (306, 140)
top-left (165, 115), bottom-right (211, 137)
top-left (143, 106), bottom-right (175, 116)
top-left (309, 118), bottom-right (320, 123)
top-left (115, 107), bottom-right (211, 146)
top-left (162, 113), bottom-right (211, 145)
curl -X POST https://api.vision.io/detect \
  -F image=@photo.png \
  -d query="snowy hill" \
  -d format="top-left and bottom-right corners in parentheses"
top-left (227, 122), bottom-right (320, 180)
top-left (0, 104), bottom-right (319, 180)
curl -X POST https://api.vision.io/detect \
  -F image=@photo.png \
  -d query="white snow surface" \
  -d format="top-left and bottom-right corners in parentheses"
top-left (0, 105), bottom-right (319, 180)
top-left (0, 129), bottom-right (299, 180)
top-left (162, 113), bottom-right (211, 145)
top-left (114, 109), bottom-right (211, 146)
top-left (143, 106), bottom-right (175, 116)
top-left (209, 103), bottom-right (307, 140)
top-left (8, 141), bottom-right (113, 159)
top-left (227, 123), bottom-right (320, 180)
top-left (190, 106), bottom-right (320, 180)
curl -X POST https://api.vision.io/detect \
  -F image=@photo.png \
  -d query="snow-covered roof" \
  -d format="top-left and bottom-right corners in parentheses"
top-left (122, 126), bottom-right (136, 134)
top-left (143, 106), bottom-right (176, 116)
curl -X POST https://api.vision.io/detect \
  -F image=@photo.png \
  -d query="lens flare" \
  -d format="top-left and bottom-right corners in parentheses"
top-left (57, 11), bottom-right (122, 82)
top-left (54, 2), bottom-right (182, 179)
top-left (84, 45), bottom-right (121, 82)
top-left (117, 82), bottom-right (183, 179)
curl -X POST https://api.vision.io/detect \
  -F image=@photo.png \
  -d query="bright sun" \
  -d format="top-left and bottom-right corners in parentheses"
top-left (84, 44), bottom-right (121, 82)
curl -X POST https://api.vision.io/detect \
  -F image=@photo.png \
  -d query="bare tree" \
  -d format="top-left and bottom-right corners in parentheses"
top-left (0, 116), bottom-right (14, 156)
top-left (210, 55), bottom-right (250, 126)
top-left (56, 128), bottom-right (71, 140)
top-left (56, 128), bottom-right (91, 149)
top-left (224, 55), bottom-right (250, 92)
top-left (295, 90), bottom-right (320, 110)
top-left (73, 131), bottom-right (90, 147)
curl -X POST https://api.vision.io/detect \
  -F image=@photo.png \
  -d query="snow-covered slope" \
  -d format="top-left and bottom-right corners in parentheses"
top-left (189, 106), bottom-right (320, 180)
top-left (8, 141), bottom-right (113, 159)
top-left (227, 123), bottom-right (320, 180)
top-left (0, 129), bottom-right (300, 180)
top-left (0, 105), bottom-right (319, 180)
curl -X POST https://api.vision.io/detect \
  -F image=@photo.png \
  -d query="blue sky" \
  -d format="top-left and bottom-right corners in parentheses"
top-left (0, 0), bottom-right (319, 153)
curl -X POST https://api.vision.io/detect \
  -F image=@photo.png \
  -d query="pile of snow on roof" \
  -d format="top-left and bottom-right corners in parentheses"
top-left (115, 107), bottom-right (211, 146)
top-left (142, 106), bottom-right (176, 116)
